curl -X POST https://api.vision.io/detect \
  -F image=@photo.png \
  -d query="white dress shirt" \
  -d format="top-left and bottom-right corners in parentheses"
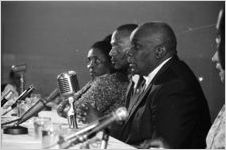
top-left (132, 74), bottom-right (140, 90)
top-left (143, 57), bottom-right (172, 89)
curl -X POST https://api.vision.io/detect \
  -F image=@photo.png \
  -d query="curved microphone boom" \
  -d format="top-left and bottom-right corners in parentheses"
top-left (58, 107), bottom-right (128, 149)
top-left (16, 88), bottom-right (60, 125)
top-left (57, 71), bottom-right (79, 129)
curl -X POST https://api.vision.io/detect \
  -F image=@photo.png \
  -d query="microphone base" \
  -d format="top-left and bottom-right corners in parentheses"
top-left (3, 125), bottom-right (28, 135)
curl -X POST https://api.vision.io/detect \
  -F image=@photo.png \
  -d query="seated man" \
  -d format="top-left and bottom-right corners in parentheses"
top-left (121, 22), bottom-right (211, 148)
top-left (206, 9), bottom-right (225, 149)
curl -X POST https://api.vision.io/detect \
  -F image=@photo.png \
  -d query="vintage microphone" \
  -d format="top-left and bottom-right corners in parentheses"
top-left (58, 107), bottom-right (128, 149)
top-left (11, 64), bottom-right (27, 94)
top-left (2, 85), bottom-right (35, 116)
top-left (2, 88), bottom-right (60, 134)
top-left (2, 85), bottom-right (35, 134)
top-left (57, 71), bottom-right (79, 129)
top-left (16, 88), bottom-right (60, 125)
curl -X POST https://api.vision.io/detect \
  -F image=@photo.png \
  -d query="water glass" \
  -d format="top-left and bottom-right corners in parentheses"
top-left (33, 117), bottom-right (51, 139)
top-left (42, 123), bottom-right (62, 149)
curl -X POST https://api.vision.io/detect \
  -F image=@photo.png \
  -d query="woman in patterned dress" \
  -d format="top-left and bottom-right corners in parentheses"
top-left (57, 35), bottom-right (129, 123)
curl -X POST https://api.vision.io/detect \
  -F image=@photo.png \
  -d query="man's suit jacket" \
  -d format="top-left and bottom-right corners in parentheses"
top-left (120, 55), bottom-right (211, 148)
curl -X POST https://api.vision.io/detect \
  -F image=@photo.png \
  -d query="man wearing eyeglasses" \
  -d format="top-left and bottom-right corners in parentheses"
top-left (120, 22), bottom-right (211, 148)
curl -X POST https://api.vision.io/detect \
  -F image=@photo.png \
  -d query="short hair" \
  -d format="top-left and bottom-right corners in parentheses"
top-left (102, 34), bottom-right (112, 42)
top-left (159, 23), bottom-right (177, 53)
top-left (141, 22), bottom-right (177, 53)
top-left (116, 24), bottom-right (138, 34)
top-left (217, 9), bottom-right (225, 70)
top-left (91, 34), bottom-right (112, 64)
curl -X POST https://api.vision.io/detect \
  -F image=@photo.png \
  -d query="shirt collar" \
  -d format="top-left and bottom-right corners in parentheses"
top-left (143, 57), bottom-right (172, 89)
top-left (132, 74), bottom-right (140, 89)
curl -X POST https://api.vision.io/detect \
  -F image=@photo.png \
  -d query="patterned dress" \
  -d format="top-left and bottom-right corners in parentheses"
top-left (57, 72), bottom-right (129, 118)
top-left (74, 72), bottom-right (129, 115)
top-left (206, 105), bottom-right (225, 149)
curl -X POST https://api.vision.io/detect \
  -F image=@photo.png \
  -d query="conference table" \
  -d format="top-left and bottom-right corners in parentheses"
top-left (1, 110), bottom-right (135, 149)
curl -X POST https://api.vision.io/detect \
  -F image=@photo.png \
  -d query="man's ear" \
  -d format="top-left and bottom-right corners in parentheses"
top-left (154, 46), bottom-right (166, 59)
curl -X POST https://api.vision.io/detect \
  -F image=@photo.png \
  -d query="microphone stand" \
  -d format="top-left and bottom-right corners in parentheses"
top-left (67, 97), bottom-right (77, 129)
top-left (19, 73), bottom-right (25, 95)
top-left (2, 122), bottom-right (28, 135)
top-left (100, 129), bottom-right (109, 149)
top-left (2, 85), bottom-right (35, 135)
top-left (2, 111), bottom-right (28, 134)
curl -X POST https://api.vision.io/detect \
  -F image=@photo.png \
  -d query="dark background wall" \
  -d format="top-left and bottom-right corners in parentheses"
top-left (1, 1), bottom-right (225, 122)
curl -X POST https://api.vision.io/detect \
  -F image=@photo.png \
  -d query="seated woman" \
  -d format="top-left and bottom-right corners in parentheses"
top-left (57, 35), bottom-right (129, 123)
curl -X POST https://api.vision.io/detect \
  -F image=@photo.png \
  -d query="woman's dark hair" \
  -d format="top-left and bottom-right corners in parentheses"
top-left (218, 9), bottom-right (225, 70)
top-left (91, 34), bottom-right (116, 73)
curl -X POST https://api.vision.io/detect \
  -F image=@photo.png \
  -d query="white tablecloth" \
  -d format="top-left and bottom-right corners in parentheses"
top-left (1, 110), bottom-right (135, 149)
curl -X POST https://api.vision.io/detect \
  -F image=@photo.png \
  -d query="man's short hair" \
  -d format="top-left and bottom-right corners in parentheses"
top-left (116, 24), bottom-right (138, 34)
top-left (141, 22), bottom-right (177, 53)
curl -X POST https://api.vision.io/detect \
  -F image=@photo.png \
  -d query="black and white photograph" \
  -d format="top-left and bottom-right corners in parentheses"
top-left (1, 1), bottom-right (225, 149)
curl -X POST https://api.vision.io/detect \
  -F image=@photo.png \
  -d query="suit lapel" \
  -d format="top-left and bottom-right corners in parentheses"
top-left (121, 55), bottom-right (180, 140)
top-left (152, 55), bottom-right (178, 83)
top-left (126, 82), bottom-right (153, 120)
top-left (125, 81), bottom-right (134, 108)
top-left (124, 56), bottom-right (179, 123)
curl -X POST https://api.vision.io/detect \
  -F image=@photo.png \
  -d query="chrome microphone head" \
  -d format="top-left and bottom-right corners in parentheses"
top-left (114, 107), bottom-right (128, 121)
top-left (1, 89), bottom-right (14, 100)
top-left (11, 64), bottom-right (26, 72)
top-left (57, 71), bottom-right (79, 97)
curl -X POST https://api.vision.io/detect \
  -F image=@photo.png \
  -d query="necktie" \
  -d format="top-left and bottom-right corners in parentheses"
top-left (134, 76), bottom-right (146, 95)
top-left (128, 77), bottom-right (146, 113)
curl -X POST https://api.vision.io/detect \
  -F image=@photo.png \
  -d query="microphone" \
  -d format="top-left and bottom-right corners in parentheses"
top-left (2, 85), bottom-right (35, 135)
top-left (11, 64), bottom-right (27, 94)
top-left (1, 89), bottom-right (14, 107)
top-left (57, 70), bottom-right (79, 97)
top-left (16, 88), bottom-right (60, 125)
top-left (83, 107), bottom-right (128, 138)
top-left (57, 71), bottom-right (79, 128)
top-left (59, 107), bottom-right (128, 149)
top-left (11, 64), bottom-right (26, 73)
top-left (2, 85), bottom-right (35, 116)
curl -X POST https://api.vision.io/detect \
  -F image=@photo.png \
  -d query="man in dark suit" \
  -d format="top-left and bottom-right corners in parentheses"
top-left (108, 24), bottom-right (138, 139)
top-left (121, 22), bottom-right (211, 148)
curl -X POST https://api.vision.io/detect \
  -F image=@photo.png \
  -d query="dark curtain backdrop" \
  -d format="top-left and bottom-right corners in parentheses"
top-left (1, 1), bottom-right (225, 122)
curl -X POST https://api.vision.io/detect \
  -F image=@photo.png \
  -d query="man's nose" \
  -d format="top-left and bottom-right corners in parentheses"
top-left (212, 51), bottom-right (219, 63)
top-left (87, 61), bottom-right (94, 69)
top-left (109, 48), bottom-right (117, 57)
